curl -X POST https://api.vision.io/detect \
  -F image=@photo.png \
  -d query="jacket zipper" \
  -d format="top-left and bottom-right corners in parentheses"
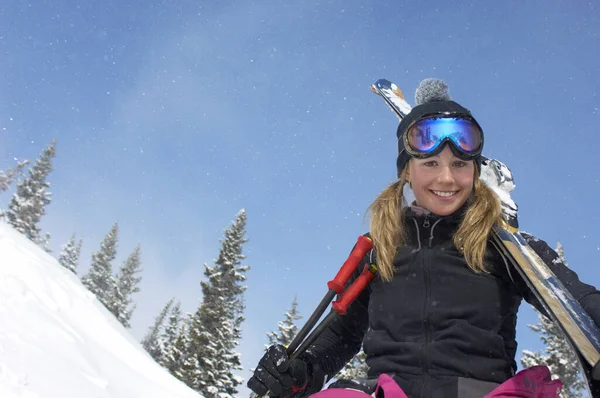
top-left (420, 216), bottom-right (431, 397)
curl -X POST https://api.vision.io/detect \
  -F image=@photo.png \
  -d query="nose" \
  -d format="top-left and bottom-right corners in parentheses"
top-left (437, 165), bottom-right (455, 184)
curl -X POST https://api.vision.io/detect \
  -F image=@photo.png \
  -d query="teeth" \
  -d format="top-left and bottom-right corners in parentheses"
top-left (433, 190), bottom-right (457, 197)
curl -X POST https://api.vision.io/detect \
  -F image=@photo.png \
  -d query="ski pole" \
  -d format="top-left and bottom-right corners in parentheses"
top-left (285, 235), bottom-right (373, 356)
top-left (250, 236), bottom-right (375, 398)
top-left (290, 261), bottom-right (378, 360)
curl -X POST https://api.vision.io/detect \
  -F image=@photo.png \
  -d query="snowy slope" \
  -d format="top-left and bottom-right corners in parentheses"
top-left (0, 222), bottom-right (201, 398)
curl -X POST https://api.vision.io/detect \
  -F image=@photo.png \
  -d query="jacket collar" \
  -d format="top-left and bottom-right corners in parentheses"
top-left (405, 199), bottom-right (471, 225)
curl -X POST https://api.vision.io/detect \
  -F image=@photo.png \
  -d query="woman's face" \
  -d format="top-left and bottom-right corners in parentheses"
top-left (407, 145), bottom-right (475, 216)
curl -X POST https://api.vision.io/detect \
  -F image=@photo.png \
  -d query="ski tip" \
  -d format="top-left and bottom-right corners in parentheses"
top-left (371, 78), bottom-right (413, 119)
top-left (374, 78), bottom-right (392, 86)
top-left (392, 85), bottom-right (405, 100)
top-left (373, 79), bottom-right (406, 99)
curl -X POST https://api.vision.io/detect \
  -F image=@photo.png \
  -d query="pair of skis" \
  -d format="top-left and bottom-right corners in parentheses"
top-left (370, 79), bottom-right (600, 394)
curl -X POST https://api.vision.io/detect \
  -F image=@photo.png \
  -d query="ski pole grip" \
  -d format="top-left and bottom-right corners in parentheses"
top-left (332, 264), bottom-right (376, 315)
top-left (327, 236), bottom-right (373, 294)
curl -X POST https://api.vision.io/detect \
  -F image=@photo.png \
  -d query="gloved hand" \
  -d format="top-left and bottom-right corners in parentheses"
top-left (247, 345), bottom-right (311, 397)
top-left (484, 366), bottom-right (562, 397)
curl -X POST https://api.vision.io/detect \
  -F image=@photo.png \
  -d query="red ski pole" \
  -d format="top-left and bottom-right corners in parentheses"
top-left (290, 261), bottom-right (377, 359)
top-left (250, 236), bottom-right (376, 398)
top-left (285, 235), bottom-right (373, 356)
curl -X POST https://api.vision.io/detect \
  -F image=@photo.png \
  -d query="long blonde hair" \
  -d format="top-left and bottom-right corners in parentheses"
top-left (368, 164), bottom-right (504, 281)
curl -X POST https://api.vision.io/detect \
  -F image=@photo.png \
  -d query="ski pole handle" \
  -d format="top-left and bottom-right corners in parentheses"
top-left (332, 263), bottom-right (377, 315)
top-left (292, 259), bottom-right (378, 358)
top-left (286, 235), bottom-right (373, 355)
top-left (327, 235), bottom-right (373, 293)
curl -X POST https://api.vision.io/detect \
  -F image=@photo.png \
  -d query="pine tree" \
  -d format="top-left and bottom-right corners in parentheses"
top-left (160, 301), bottom-right (185, 375)
top-left (5, 141), bottom-right (56, 244)
top-left (169, 321), bottom-right (194, 385)
top-left (0, 159), bottom-right (28, 192)
top-left (109, 244), bottom-right (142, 328)
top-left (0, 160), bottom-right (26, 221)
top-left (142, 298), bottom-right (174, 363)
top-left (337, 350), bottom-right (369, 380)
top-left (267, 296), bottom-right (302, 346)
top-left (313, 296), bottom-right (367, 381)
top-left (186, 209), bottom-right (249, 398)
top-left (520, 242), bottom-right (585, 398)
top-left (82, 222), bottom-right (118, 310)
top-left (58, 234), bottom-right (83, 273)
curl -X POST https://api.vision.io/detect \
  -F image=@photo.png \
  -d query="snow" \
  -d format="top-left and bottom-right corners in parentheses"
top-left (0, 222), bottom-right (201, 398)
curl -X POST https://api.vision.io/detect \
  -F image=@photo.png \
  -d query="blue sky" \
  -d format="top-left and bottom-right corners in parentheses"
top-left (2, 0), bottom-right (600, 394)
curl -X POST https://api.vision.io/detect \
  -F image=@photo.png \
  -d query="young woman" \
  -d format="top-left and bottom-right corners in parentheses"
top-left (247, 79), bottom-right (600, 398)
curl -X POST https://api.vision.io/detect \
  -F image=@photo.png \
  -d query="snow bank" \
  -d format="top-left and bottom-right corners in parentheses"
top-left (0, 222), bottom-right (201, 398)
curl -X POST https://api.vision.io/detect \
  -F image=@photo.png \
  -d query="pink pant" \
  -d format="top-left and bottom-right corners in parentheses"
top-left (311, 366), bottom-right (562, 398)
top-left (484, 366), bottom-right (563, 398)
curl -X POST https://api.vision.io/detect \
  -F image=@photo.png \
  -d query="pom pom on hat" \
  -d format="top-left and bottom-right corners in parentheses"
top-left (415, 78), bottom-right (452, 105)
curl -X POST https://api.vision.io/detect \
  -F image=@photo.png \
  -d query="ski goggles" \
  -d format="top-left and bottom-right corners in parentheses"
top-left (402, 113), bottom-right (484, 160)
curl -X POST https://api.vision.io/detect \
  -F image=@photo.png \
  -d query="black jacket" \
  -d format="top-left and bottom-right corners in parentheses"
top-left (304, 207), bottom-right (600, 398)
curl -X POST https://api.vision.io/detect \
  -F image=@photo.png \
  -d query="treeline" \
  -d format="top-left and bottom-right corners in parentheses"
top-left (1, 141), bottom-right (250, 397)
top-left (1, 141), bottom-right (143, 329)
top-left (140, 210), bottom-right (248, 397)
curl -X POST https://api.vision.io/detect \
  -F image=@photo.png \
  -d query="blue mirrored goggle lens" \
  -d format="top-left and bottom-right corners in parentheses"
top-left (407, 117), bottom-right (482, 155)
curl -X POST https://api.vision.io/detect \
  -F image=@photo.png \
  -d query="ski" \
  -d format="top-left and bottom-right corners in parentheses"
top-left (370, 78), bottom-right (600, 390)
top-left (483, 158), bottom-right (600, 395)
top-left (370, 79), bottom-right (412, 118)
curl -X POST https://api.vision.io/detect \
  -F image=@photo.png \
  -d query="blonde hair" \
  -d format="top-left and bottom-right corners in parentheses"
top-left (368, 164), bottom-right (504, 281)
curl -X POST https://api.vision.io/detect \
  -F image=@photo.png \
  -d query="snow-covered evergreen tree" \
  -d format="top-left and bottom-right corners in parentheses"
top-left (142, 298), bottom-right (174, 362)
top-left (160, 301), bottom-right (185, 375)
top-left (520, 242), bottom-right (585, 398)
top-left (168, 321), bottom-right (193, 385)
top-left (58, 234), bottom-right (82, 273)
top-left (0, 160), bottom-right (28, 220)
top-left (5, 141), bottom-right (56, 245)
top-left (0, 159), bottom-right (28, 192)
top-left (267, 296), bottom-right (302, 346)
top-left (186, 209), bottom-right (249, 398)
top-left (109, 244), bottom-right (142, 328)
top-left (337, 350), bottom-right (369, 380)
top-left (81, 222), bottom-right (118, 311)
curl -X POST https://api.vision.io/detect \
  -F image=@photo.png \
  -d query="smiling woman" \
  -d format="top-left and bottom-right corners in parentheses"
top-left (246, 78), bottom-right (600, 398)
top-left (407, 147), bottom-right (475, 216)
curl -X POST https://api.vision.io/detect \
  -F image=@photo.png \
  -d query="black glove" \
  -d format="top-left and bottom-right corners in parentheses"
top-left (247, 345), bottom-right (312, 397)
